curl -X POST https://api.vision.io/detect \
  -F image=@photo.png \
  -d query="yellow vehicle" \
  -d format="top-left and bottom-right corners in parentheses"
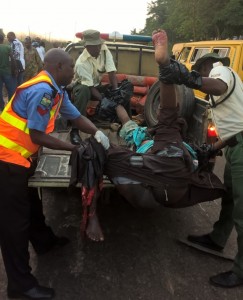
top-left (173, 39), bottom-right (243, 100)
top-left (171, 42), bottom-right (185, 60)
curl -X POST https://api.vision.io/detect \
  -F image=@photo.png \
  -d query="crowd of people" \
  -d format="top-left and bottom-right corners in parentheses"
top-left (0, 32), bottom-right (47, 112)
top-left (0, 27), bottom-right (243, 300)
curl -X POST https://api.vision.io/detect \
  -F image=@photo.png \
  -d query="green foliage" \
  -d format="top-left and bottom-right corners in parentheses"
top-left (136, 0), bottom-right (243, 43)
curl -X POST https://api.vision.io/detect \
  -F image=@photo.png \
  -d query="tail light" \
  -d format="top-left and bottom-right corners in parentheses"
top-left (207, 123), bottom-right (218, 144)
top-left (207, 124), bottom-right (217, 137)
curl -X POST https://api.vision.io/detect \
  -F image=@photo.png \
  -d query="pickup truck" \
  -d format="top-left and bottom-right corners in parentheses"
top-left (28, 35), bottom-right (213, 189)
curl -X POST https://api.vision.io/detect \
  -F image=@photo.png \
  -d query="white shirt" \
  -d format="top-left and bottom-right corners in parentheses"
top-left (209, 64), bottom-right (243, 141)
top-left (36, 47), bottom-right (44, 62)
top-left (74, 44), bottom-right (117, 87)
top-left (11, 38), bottom-right (25, 69)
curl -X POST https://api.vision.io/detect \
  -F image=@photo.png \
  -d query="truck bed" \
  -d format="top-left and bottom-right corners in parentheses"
top-left (28, 124), bottom-right (126, 188)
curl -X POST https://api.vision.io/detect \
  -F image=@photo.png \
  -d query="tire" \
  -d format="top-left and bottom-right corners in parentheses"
top-left (144, 80), bottom-right (195, 127)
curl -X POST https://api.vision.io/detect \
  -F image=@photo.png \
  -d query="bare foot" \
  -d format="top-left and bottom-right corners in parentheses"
top-left (86, 213), bottom-right (104, 242)
top-left (152, 29), bottom-right (170, 66)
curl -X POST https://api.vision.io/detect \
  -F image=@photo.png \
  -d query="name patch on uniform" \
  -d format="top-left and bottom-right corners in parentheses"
top-left (40, 93), bottom-right (52, 107)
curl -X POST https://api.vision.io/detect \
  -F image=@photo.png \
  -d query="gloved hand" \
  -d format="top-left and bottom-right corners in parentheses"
top-left (94, 130), bottom-right (110, 150)
top-left (197, 143), bottom-right (222, 167)
top-left (159, 59), bottom-right (202, 89)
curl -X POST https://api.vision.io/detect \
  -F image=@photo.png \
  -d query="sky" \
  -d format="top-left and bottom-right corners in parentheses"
top-left (1, 0), bottom-right (152, 41)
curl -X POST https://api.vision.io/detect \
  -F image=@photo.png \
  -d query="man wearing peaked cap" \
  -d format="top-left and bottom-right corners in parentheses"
top-left (191, 52), bottom-right (230, 72)
top-left (81, 29), bottom-right (105, 46)
top-left (68, 29), bottom-right (132, 145)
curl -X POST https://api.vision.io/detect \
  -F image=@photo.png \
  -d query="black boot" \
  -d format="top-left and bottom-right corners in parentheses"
top-left (210, 271), bottom-right (243, 288)
top-left (187, 233), bottom-right (224, 252)
top-left (70, 128), bottom-right (82, 145)
top-left (159, 59), bottom-right (202, 89)
top-left (8, 285), bottom-right (55, 299)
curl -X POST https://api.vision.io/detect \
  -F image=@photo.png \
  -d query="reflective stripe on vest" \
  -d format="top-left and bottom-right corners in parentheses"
top-left (0, 71), bottom-right (63, 166)
top-left (0, 134), bottom-right (32, 158)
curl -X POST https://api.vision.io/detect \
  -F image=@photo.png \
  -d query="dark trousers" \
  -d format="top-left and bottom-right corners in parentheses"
top-left (0, 160), bottom-right (56, 292)
top-left (210, 133), bottom-right (243, 278)
top-left (72, 83), bottom-right (132, 118)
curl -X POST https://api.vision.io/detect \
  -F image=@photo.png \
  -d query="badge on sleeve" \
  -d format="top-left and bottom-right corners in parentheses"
top-left (37, 93), bottom-right (52, 115)
top-left (40, 93), bottom-right (52, 108)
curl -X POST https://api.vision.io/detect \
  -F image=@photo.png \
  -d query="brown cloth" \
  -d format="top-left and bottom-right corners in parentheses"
top-left (105, 106), bottom-right (225, 208)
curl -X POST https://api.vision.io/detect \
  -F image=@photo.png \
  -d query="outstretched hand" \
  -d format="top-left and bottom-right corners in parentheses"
top-left (94, 130), bottom-right (110, 150)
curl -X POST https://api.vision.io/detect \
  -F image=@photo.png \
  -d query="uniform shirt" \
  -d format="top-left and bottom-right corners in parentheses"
top-left (74, 44), bottom-right (117, 87)
top-left (209, 64), bottom-right (243, 141)
top-left (13, 71), bottom-right (80, 132)
top-left (11, 38), bottom-right (25, 69)
top-left (0, 44), bottom-right (12, 75)
top-left (24, 46), bottom-right (43, 81)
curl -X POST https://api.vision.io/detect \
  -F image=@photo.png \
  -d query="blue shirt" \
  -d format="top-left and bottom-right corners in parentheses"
top-left (13, 72), bottom-right (81, 132)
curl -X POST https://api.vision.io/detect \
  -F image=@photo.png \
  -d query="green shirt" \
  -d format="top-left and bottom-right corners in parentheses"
top-left (0, 44), bottom-right (11, 75)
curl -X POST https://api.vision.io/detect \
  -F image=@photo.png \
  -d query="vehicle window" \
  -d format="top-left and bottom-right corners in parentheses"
top-left (178, 47), bottom-right (191, 62)
top-left (212, 48), bottom-right (230, 57)
top-left (190, 48), bottom-right (210, 63)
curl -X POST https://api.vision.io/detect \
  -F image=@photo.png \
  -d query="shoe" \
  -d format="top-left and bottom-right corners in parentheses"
top-left (8, 285), bottom-right (55, 299)
top-left (70, 129), bottom-right (82, 145)
top-left (36, 236), bottom-right (70, 256)
top-left (210, 271), bottom-right (243, 288)
top-left (187, 233), bottom-right (223, 252)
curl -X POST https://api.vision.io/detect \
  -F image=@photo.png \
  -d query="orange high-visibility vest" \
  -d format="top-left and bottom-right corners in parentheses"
top-left (0, 71), bottom-right (63, 168)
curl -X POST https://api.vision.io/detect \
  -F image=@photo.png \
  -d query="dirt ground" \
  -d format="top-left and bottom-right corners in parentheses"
top-left (0, 157), bottom-right (242, 300)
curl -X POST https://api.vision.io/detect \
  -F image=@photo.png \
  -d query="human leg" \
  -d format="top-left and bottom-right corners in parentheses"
top-left (116, 105), bottom-right (130, 125)
top-left (3, 73), bottom-right (17, 101)
top-left (73, 83), bottom-right (91, 116)
top-left (187, 167), bottom-right (233, 252)
top-left (0, 161), bottom-right (38, 292)
top-left (70, 83), bottom-right (91, 145)
top-left (209, 158), bottom-right (234, 247)
top-left (152, 29), bottom-right (177, 109)
top-left (29, 187), bottom-right (69, 255)
top-left (208, 141), bottom-right (243, 287)
top-left (227, 143), bottom-right (243, 278)
top-left (85, 185), bottom-right (104, 241)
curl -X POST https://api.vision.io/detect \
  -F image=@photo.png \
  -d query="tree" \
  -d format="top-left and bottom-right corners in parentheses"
top-left (139, 0), bottom-right (243, 43)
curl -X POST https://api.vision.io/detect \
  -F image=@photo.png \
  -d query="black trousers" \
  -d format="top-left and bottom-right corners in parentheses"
top-left (0, 160), bottom-right (57, 292)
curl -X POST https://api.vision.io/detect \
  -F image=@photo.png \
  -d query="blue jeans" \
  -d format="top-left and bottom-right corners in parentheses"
top-left (0, 74), bottom-right (17, 110)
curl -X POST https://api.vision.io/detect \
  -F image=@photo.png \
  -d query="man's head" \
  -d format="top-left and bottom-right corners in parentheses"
top-left (24, 36), bottom-right (32, 49)
top-left (7, 32), bottom-right (16, 43)
top-left (44, 49), bottom-right (74, 87)
top-left (82, 29), bottom-right (104, 58)
top-left (192, 53), bottom-right (230, 77)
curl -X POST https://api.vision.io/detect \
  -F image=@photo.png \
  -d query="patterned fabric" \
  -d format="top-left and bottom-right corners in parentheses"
top-left (23, 47), bottom-right (43, 82)
top-left (11, 38), bottom-right (25, 69)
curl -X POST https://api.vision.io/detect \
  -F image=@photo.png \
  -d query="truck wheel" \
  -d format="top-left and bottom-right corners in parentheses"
top-left (144, 80), bottom-right (195, 127)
